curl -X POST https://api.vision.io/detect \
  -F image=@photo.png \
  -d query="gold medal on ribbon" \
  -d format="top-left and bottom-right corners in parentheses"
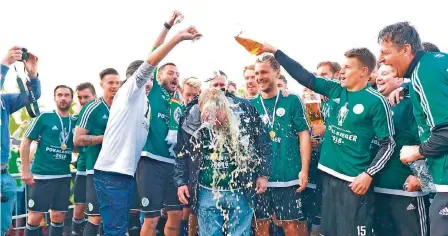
top-left (61, 143), bottom-right (67, 151)
top-left (210, 152), bottom-right (218, 161)
top-left (269, 131), bottom-right (276, 139)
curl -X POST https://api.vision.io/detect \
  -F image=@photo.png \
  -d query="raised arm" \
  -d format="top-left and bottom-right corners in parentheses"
top-left (152, 11), bottom-right (183, 50)
top-left (1, 46), bottom-right (23, 89)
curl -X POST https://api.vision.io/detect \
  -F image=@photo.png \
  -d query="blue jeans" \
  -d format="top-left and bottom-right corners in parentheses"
top-left (1, 172), bottom-right (17, 235)
top-left (197, 187), bottom-right (253, 236)
top-left (94, 170), bottom-right (135, 236)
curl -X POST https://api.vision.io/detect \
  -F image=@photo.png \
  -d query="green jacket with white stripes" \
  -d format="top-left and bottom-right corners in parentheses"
top-left (406, 51), bottom-right (448, 191)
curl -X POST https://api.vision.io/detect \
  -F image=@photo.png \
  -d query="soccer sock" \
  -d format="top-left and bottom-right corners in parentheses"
top-left (72, 218), bottom-right (86, 235)
top-left (179, 220), bottom-right (188, 236)
top-left (82, 221), bottom-right (99, 236)
top-left (99, 223), bottom-right (104, 236)
top-left (24, 223), bottom-right (40, 236)
top-left (49, 222), bottom-right (64, 236)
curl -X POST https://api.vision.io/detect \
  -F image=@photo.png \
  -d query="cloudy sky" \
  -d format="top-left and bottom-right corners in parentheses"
top-left (1, 0), bottom-right (446, 109)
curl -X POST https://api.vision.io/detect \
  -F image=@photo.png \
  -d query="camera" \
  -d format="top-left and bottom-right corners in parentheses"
top-left (19, 48), bottom-right (29, 61)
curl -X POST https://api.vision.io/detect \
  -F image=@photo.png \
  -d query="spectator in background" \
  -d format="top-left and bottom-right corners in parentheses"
top-left (1, 46), bottom-right (41, 235)
top-left (227, 80), bottom-right (237, 94)
top-left (243, 65), bottom-right (259, 99)
top-left (277, 75), bottom-right (288, 89)
top-left (422, 42), bottom-right (440, 52)
top-left (369, 64), bottom-right (379, 90)
top-left (315, 61), bottom-right (341, 80)
top-left (181, 77), bottom-right (201, 106)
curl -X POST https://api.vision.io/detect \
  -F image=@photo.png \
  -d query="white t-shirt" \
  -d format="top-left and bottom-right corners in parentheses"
top-left (94, 61), bottom-right (154, 176)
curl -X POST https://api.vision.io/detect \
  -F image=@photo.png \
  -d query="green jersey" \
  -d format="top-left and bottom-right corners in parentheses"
top-left (141, 81), bottom-right (174, 163)
top-left (76, 147), bottom-right (87, 173)
top-left (25, 111), bottom-right (77, 178)
top-left (251, 92), bottom-right (309, 187)
top-left (8, 147), bottom-right (24, 190)
top-left (198, 131), bottom-right (237, 190)
top-left (313, 77), bottom-right (395, 182)
top-left (77, 98), bottom-right (110, 174)
top-left (373, 97), bottom-right (426, 196)
top-left (408, 52), bottom-right (448, 190)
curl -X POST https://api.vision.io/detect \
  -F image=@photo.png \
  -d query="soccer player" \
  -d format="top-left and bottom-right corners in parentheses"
top-left (243, 64), bottom-right (260, 99)
top-left (251, 54), bottom-right (311, 236)
top-left (20, 85), bottom-right (76, 236)
top-left (74, 68), bottom-right (120, 236)
top-left (93, 26), bottom-right (201, 236)
top-left (378, 21), bottom-right (448, 235)
top-left (373, 64), bottom-right (429, 235)
top-left (258, 44), bottom-right (395, 236)
top-left (1, 46), bottom-right (41, 235)
top-left (71, 82), bottom-right (96, 236)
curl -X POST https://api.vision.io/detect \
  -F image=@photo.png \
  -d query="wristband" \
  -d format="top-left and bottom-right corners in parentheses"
top-left (164, 22), bottom-right (172, 30)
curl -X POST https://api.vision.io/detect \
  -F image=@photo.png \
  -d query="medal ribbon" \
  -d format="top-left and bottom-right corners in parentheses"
top-left (260, 90), bottom-right (280, 132)
top-left (55, 111), bottom-right (71, 148)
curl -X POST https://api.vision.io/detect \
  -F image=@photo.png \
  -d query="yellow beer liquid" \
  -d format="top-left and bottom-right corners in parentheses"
top-left (305, 102), bottom-right (324, 125)
top-left (234, 36), bottom-right (263, 55)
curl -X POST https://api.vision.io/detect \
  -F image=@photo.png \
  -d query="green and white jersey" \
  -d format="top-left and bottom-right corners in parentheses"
top-left (77, 97), bottom-right (110, 174)
top-left (372, 97), bottom-right (426, 197)
top-left (313, 77), bottom-right (395, 182)
top-left (25, 111), bottom-right (77, 179)
top-left (408, 52), bottom-right (448, 190)
top-left (251, 91), bottom-right (309, 187)
top-left (76, 147), bottom-right (87, 174)
top-left (141, 81), bottom-right (176, 164)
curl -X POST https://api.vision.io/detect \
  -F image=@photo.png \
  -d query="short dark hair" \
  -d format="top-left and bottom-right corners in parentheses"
top-left (126, 60), bottom-right (144, 78)
top-left (378, 22), bottom-right (424, 55)
top-left (317, 61), bottom-right (341, 73)
top-left (206, 70), bottom-right (228, 83)
top-left (255, 54), bottom-right (281, 71)
top-left (76, 82), bottom-right (96, 96)
top-left (158, 63), bottom-right (177, 73)
top-left (99, 68), bottom-right (119, 80)
top-left (344, 48), bottom-right (377, 74)
top-left (422, 42), bottom-right (440, 52)
top-left (54, 85), bottom-right (74, 98)
top-left (279, 75), bottom-right (287, 84)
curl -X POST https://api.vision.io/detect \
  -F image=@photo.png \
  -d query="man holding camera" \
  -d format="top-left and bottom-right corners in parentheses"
top-left (1, 46), bottom-right (41, 235)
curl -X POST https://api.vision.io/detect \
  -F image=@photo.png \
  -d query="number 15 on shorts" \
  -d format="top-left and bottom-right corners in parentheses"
top-left (357, 226), bottom-right (366, 236)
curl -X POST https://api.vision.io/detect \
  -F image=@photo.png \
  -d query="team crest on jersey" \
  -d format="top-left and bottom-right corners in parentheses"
top-left (353, 104), bottom-right (364, 115)
top-left (337, 103), bottom-right (349, 126)
top-left (28, 199), bottom-right (35, 208)
top-left (276, 108), bottom-right (286, 117)
top-left (142, 197), bottom-right (149, 207)
top-left (88, 203), bottom-right (93, 211)
top-left (174, 107), bottom-right (182, 124)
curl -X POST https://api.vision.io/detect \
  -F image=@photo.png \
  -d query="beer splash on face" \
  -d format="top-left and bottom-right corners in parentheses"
top-left (191, 88), bottom-right (255, 232)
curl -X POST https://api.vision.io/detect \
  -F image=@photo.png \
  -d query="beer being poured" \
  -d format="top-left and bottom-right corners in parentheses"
top-left (303, 88), bottom-right (324, 125)
top-left (234, 32), bottom-right (263, 55)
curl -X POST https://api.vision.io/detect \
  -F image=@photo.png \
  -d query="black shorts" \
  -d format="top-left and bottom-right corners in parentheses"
top-left (302, 184), bottom-right (322, 226)
top-left (320, 172), bottom-right (374, 236)
top-left (254, 186), bottom-right (305, 221)
top-left (74, 174), bottom-right (87, 204)
top-left (374, 193), bottom-right (429, 236)
top-left (136, 157), bottom-right (182, 218)
top-left (429, 192), bottom-right (448, 236)
top-left (28, 177), bottom-right (71, 212)
top-left (86, 174), bottom-right (100, 216)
